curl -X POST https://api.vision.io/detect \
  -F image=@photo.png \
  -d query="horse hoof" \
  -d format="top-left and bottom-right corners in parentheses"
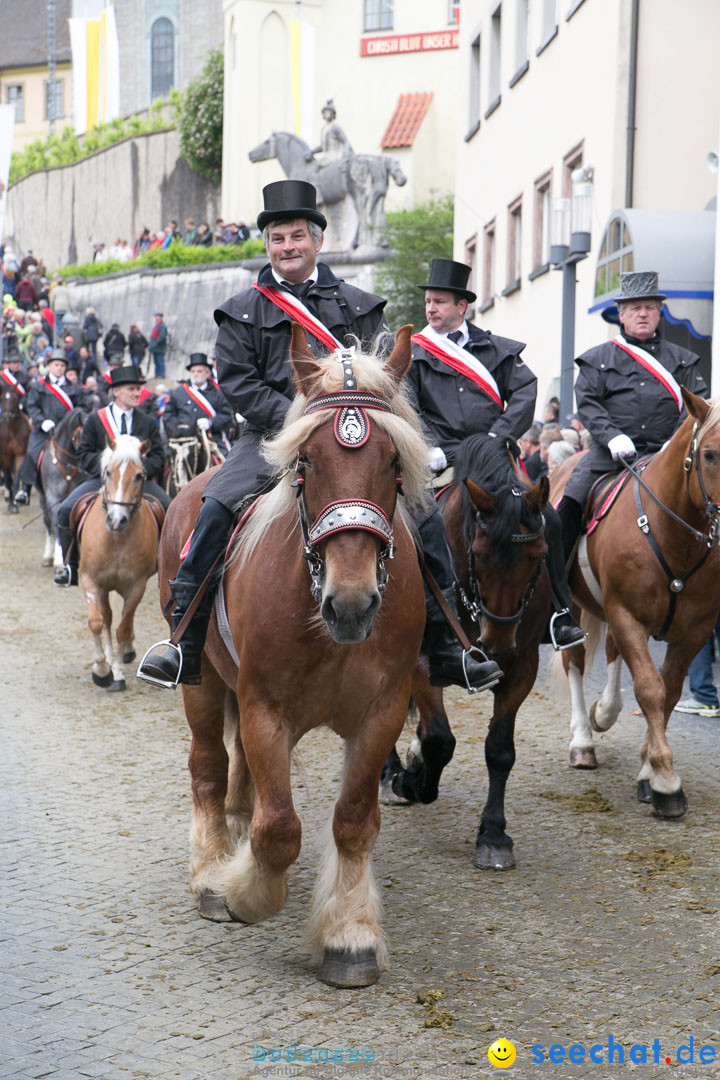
top-left (569, 746), bottom-right (598, 769)
top-left (637, 779), bottom-right (652, 803)
top-left (123, 650), bottom-right (136, 664)
top-left (42, 556), bottom-right (53, 567)
top-left (318, 948), bottom-right (380, 988)
top-left (92, 670), bottom-right (114, 687)
top-left (198, 890), bottom-right (237, 923)
top-left (474, 844), bottom-right (516, 871)
top-left (9, 503), bottom-right (18, 514)
top-left (107, 680), bottom-right (126, 692)
top-left (652, 787), bottom-right (688, 819)
top-left (378, 778), bottom-right (411, 806)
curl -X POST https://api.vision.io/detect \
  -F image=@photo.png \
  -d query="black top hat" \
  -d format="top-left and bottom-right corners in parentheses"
top-left (256, 180), bottom-right (327, 232)
top-left (615, 271), bottom-right (666, 304)
top-left (186, 352), bottom-right (213, 370)
top-left (110, 365), bottom-right (142, 387)
top-left (416, 258), bottom-right (477, 303)
top-left (47, 348), bottom-right (68, 364)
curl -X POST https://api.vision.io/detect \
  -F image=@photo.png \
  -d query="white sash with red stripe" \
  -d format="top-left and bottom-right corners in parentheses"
top-left (1, 369), bottom-right (25, 396)
top-left (411, 326), bottom-right (503, 408)
top-left (253, 283), bottom-right (343, 351)
top-left (44, 377), bottom-right (74, 411)
top-left (183, 383), bottom-right (216, 418)
top-left (98, 406), bottom-right (121, 440)
top-left (612, 335), bottom-right (682, 412)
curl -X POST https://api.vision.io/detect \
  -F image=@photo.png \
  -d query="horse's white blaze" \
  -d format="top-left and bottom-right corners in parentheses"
top-left (594, 657), bottom-right (624, 731)
top-left (106, 460), bottom-right (130, 530)
top-left (307, 819), bottom-right (386, 966)
top-left (567, 661), bottom-right (594, 750)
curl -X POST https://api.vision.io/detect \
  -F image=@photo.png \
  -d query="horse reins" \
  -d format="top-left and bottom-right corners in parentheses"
top-left (623, 421), bottom-right (720, 639)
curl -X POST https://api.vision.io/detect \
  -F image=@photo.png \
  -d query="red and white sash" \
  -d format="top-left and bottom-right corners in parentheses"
top-left (412, 325), bottom-right (503, 408)
top-left (102, 371), bottom-right (112, 384)
top-left (253, 283), bottom-right (343, 351)
top-left (98, 406), bottom-right (123, 441)
top-left (43, 377), bottom-right (74, 411)
top-left (1, 369), bottom-right (25, 396)
top-left (183, 383), bottom-right (216, 418)
top-left (612, 335), bottom-right (682, 412)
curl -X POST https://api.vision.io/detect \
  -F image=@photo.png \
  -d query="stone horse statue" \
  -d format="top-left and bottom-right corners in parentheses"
top-left (248, 132), bottom-right (406, 250)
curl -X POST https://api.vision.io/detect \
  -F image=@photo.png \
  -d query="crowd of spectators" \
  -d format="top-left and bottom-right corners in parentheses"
top-left (519, 395), bottom-right (591, 480)
top-left (90, 216), bottom-right (255, 263)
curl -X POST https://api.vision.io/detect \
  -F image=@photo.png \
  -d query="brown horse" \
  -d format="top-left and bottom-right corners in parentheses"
top-left (79, 435), bottom-right (162, 691)
top-left (0, 385), bottom-right (30, 512)
top-left (550, 388), bottom-right (720, 817)
top-left (381, 434), bottom-right (551, 870)
top-left (155, 325), bottom-right (429, 987)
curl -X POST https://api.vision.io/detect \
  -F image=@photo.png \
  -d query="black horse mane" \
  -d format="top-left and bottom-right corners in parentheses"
top-left (53, 407), bottom-right (86, 447)
top-left (453, 434), bottom-right (543, 568)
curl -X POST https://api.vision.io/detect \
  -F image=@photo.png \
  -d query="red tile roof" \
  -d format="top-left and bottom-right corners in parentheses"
top-left (380, 92), bottom-right (433, 149)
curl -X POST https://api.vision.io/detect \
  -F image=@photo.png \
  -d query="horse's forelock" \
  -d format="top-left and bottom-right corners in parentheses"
top-left (697, 397), bottom-right (720, 446)
top-left (101, 434), bottom-right (143, 471)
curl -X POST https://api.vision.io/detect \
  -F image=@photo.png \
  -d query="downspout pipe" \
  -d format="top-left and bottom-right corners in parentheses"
top-left (625, 0), bottom-right (640, 207)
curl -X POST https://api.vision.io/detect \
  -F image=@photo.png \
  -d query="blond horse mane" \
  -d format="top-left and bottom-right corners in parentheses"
top-left (231, 344), bottom-right (431, 570)
top-left (99, 433), bottom-right (145, 471)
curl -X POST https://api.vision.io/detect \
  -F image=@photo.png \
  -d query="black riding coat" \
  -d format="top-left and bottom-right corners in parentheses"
top-left (163, 381), bottom-right (233, 438)
top-left (405, 322), bottom-right (537, 462)
top-left (76, 408), bottom-right (166, 479)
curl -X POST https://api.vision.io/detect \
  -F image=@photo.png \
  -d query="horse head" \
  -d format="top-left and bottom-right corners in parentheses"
top-left (459, 438), bottom-right (549, 659)
top-left (678, 388), bottom-right (720, 527)
top-left (101, 434), bottom-right (151, 532)
top-left (1, 386), bottom-right (21, 419)
top-left (248, 133), bottom-right (277, 163)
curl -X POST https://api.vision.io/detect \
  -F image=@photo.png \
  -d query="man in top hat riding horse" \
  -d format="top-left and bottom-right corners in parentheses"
top-left (139, 179), bottom-right (501, 691)
top-left (163, 352), bottom-right (233, 448)
top-left (53, 365), bottom-right (171, 587)
top-left (408, 257), bottom-right (585, 650)
top-left (556, 270), bottom-right (708, 561)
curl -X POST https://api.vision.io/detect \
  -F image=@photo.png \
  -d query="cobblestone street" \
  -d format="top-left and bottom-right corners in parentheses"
top-left (3, 508), bottom-right (720, 1080)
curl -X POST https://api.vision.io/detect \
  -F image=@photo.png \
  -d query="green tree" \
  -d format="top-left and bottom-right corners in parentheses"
top-left (375, 195), bottom-right (454, 332)
top-left (177, 48), bottom-right (223, 184)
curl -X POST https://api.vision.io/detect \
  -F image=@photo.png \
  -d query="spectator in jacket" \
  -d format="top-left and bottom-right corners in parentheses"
top-left (15, 272), bottom-right (38, 312)
top-left (147, 313), bottom-right (167, 378)
top-left (519, 425), bottom-right (546, 481)
top-left (196, 223), bottom-right (213, 247)
top-left (128, 324), bottom-right (149, 366)
top-left (83, 307), bottom-right (101, 366)
top-left (103, 323), bottom-right (127, 363)
top-left (182, 219), bottom-right (198, 245)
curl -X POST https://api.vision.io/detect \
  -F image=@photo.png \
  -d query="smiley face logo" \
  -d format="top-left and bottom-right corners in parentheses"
top-left (488, 1039), bottom-right (517, 1068)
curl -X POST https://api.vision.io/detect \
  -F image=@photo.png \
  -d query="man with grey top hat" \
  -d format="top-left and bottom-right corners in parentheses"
top-left (53, 365), bottom-right (171, 587)
top-left (138, 180), bottom-right (501, 693)
top-left (16, 348), bottom-right (88, 504)
top-left (163, 353), bottom-right (232, 447)
top-left (407, 257), bottom-right (585, 651)
top-left (556, 270), bottom-right (708, 562)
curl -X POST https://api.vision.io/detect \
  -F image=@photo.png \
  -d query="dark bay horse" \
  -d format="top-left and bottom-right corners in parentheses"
top-left (382, 435), bottom-right (551, 871)
top-left (156, 325), bottom-right (430, 986)
top-left (550, 388), bottom-right (720, 818)
top-left (37, 407), bottom-right (86, 568)
top-left (0, 385), bottom-right (30, 512)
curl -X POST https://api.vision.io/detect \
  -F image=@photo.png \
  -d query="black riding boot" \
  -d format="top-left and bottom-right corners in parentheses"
top-left (53, 524), bottom-right (78, 587)
top-left (417, 505), bottom-right (502, 693)
top-left (545, 500), bottom-right (586, 650)
top-left (137, 497), bottom-right (233, 688)
top-left (556, 495), bottom-right (583, 565)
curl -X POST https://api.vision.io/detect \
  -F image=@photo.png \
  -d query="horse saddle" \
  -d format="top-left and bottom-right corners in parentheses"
top-left (584, 458), bottom-right (651, 537)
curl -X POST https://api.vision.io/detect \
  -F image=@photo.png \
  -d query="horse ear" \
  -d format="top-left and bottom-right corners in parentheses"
top-left (465, 477), bottom-right (496, 516)
top-left (139, 438), bottom-right (151, 457)
top-left (383, 325), bottom-right (413, 385)
top-left (106, 437), bottom-right (116, 451)
top-left (523, 474), bottom-right (550, 516)
top-left (681, 385), bottom-right (711, 424)
top-left (289, 321), bottom-right (323, 396)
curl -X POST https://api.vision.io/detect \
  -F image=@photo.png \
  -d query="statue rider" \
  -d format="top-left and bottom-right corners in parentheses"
top-left (305, 100), bottom-right (353, 166)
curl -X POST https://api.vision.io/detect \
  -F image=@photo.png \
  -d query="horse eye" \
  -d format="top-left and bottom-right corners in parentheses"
top-left (703, 449), bottom-right (717, 465)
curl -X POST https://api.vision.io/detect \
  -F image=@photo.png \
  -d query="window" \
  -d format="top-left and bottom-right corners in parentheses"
top-left (506, 196), bottom-right (522, 291)
top-left (448, 1), bottom-right (459, 24)
top-left (465, 235), bottom-right (478, 303)
top-left (541, 0), bottom-right (559, 39)
top-left (489, 5), bottom-right (502, 105)
top-left (151, 17), bottom-right (175, 99)
top-left (44, 79), bottom-right (64, 121)
top-left (364, 0), bottom-right (394, 32)
top-left (533, 171), bottom-right (552, 271)
top-left (594, 213), bottom-right (633, 299)
top-left (515, 0), bottom-right (529, 70)
top-left (482, 219), bottom-right (496, 306)
top-left (468, 33), bottom-right (481, 135)
top-left (562, 141), bottom-right (583, 196)
top-left (6, 84), bottom-right (24, 123)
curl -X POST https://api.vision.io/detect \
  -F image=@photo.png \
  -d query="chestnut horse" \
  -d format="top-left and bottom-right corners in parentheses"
top-left (0, 385), bottom-right (30, 512)
top-left (79, 435), bottom-right (162, 691)
top-left (550, 388), bottom-right (720, 817)
top-left (382, 435), bottom-right (551, 870)
top-left (155, 325), bottom-right (428, 987)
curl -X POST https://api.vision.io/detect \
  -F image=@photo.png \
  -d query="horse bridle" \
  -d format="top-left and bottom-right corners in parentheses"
top-left (101, 465), bottom-right (147, 517)
top-left (459, 489), bottom-right (546, 626)
top-left (292, 353), bottom-right (401, 603)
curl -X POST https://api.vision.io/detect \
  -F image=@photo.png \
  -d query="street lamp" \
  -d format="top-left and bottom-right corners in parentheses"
top-left (551, 166), bottom-right (594, 422)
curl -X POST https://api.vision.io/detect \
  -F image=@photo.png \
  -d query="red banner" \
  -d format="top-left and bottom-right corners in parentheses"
top-left (361, 30), bottom-right (459, 57)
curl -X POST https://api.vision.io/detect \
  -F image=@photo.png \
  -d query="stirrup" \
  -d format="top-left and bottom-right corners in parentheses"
top-left (549, 609), bottom-right (588, 652)
top-left (463, 645), bottom-right (502, 695)
top-left (136, 640), bottom-right (183, 689)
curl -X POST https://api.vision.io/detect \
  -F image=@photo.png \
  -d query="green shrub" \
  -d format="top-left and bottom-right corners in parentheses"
top-left (57, 238), bottom-right (266, 279)
top-left (375, 196), bottom-right (454, 332)
top-left (177, 49), bottom-right (223, 184)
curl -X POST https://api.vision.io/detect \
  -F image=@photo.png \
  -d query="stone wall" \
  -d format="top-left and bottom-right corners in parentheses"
top-left (64, 253), bottom-right (387, 384)
top-left (4, 127), bottom-right (220, 271)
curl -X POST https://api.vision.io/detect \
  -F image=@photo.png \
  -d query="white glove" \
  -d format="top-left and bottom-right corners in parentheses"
top-left (427, 446), bottom-right (448, 472)
top-left (41, 418), bottom-right (56, 432)
top-left (196, 417), bottom-right (211, 431)
top-left (608, 433), bottom-right (636, 461)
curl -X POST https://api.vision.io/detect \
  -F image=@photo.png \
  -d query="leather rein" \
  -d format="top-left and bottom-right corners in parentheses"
top-left (624, 420), bottom-right (720, 640)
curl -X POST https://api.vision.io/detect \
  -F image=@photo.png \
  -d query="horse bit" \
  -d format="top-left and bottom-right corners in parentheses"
top-left (459, 488), bottom-right (546, 626)
top-left (292, 350), bottom-right (401, 603)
